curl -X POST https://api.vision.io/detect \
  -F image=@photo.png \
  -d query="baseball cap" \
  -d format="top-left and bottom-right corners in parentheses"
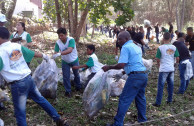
top-left (0, 14), bottom-right (7, 22)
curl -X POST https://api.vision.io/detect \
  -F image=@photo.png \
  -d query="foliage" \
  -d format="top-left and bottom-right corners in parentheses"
top-left (111, 0), bottom-right (135, 26)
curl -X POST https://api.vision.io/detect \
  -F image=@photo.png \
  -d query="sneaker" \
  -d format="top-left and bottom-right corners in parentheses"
top-left (166, 101), bottom-right (172, 104)
top-left (152, 103), bottom-right (160, 107)
top-left (56, 118), bottom-right (69, 126)
top-left (65, 92), bottom-right (72, 98)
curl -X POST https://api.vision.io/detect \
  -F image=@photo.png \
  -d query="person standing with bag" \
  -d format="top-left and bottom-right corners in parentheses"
top-left (103, 31), bottom-right (148, 126)
top-left (0, 27), bottom-right (67, 126)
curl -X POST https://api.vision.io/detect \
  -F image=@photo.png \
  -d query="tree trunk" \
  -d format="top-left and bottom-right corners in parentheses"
top-left (0, 0), bottom-right (6, 14)
top-left (67, 0), bottom-right (74, 36)
top-left (54, 0), bottom-right (62, 28)
top-left (73, 0), bottom-right (78, 34)
top-left (75, 0), bottom-right (91, 43)
top-left (6, 0), bottom-right (17, 31)
top-left (176, 0), bottom-right (181, 31)
top-left (180, 0), bottom-right (185, 31)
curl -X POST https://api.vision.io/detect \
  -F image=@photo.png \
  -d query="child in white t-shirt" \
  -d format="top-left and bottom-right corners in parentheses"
top-left (153, 32), bottom-right (179, 107)
top-left (72, 44), bottom-right (102, 87)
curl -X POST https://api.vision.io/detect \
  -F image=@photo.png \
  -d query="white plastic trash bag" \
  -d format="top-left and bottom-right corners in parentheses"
top-left (0, 89), bottom-right (9, 102)
top-left (83, 70), bottom-right (111, 118)
top-left (144, 19), bottom-right (151, 27)
top-left (110, 79), bottom-right (126, 97)
top-left (0, 118), bottom-right (4, 126)
top-left (142, 58), bottom-right (153, 72)
top-left (32, 59), bottom-right (59, 99)
top-left (80, 69), bottom-right (91, 85)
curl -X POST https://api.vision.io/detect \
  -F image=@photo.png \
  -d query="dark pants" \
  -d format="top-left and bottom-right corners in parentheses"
top-left (146, 32), bottom-right (150, 42)
top-left (113, 73), bottom-right (148, 125)
top-left (178, 62), bottom-right (190, 94)
top-left (84, 73), bottom-right (96, 88)
top-left (62, 61), bottom-right (81, 93)
top-left (156, 33), bottom-right (159, 43)
top-left (11, 75), bottom-right (60, 126)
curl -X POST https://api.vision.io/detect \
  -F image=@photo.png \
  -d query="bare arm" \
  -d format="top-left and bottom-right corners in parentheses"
top-left (176, 57), bottom-right (179, 64)
top-left (140, 39), bottom-right (145, 45)
top-left (34, 52), bottom-right (43, 58)
top-left (72, 64), bottom-right (88, 70)
top-left (61, 47), bottom-right (73, 55)
top-left (102, 63), bottom-right (126, 72)
top-left (156, 58), bottom-right (160, 68)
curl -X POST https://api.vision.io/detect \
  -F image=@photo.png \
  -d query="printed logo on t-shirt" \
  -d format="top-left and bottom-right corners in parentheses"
top-left (166, 49), bottom-right (174, 55)
top-left (10, 50), bottom-right (22, 61)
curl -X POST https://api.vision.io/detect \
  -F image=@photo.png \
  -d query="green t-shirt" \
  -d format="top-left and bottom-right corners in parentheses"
top-left (0, 57), bottom-right (3, 71)
top-left (54, 39), bottom-right (75, 52)
top-left (86, 57), bottom-right (94, 68)
top-left (156, 47), bottom-right (179, 59)
top-left (0, 46), bottom-right (35, 71)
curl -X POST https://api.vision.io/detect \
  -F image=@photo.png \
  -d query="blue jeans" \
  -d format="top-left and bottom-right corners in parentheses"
top-left (155, 72), bottom-right (174, 105)
top-left (146, 33), bottom-right (150, 42)
top-left (62, 60), bottom-right (81, 93)
top-left (190, 51), bottom-right (194, 76)
top-left (10, 75), bottom-right (60, 126)
top-left (156, 33), bottom-right (159, 43)
top-left (178, 62), bottom-right (190, 94)
top-left (113, 73), bottom-right (148, 126)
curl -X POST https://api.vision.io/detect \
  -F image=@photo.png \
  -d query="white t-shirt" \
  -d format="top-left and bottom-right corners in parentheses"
top-left (0, 41), bottom-right (31, 82)
top-left (156, 44), bottom-right (179, 72)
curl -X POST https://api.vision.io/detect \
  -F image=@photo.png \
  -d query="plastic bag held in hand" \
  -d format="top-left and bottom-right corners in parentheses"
top-left (32, 58), bottom-right (59, 99)
top-left (83, 70), bottom-right (111, 118)
top-left (0, 89), bottom-right (10, 102)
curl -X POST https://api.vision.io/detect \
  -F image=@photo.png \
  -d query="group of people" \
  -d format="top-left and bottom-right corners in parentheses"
top-left (0, 12), bottom-right (194, 126)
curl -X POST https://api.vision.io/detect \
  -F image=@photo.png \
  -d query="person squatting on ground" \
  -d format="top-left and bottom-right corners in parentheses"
top-left (103, 31), bottom-right (148, 126)
top-left (72, 44), bottom-right (102, 88)
top-left (173, 32), bottom-right (192, 94)
top-left (52, 27), bottom-right (81, 97)
top-left (152, 32), bottom-right (179, 107)
top-left (0, 27), bottom-right (67, 126)
top-left (185, 27), bottom-right (194, 78)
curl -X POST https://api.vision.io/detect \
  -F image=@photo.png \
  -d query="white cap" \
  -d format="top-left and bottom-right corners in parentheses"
top-left (0, 14), bottom-right (7, 22)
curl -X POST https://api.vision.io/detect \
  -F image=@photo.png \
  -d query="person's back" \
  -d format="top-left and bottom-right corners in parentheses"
top-left (153, 32), bottom-right (179, 107)
top-left (173, 41), bottom-right (190, 62)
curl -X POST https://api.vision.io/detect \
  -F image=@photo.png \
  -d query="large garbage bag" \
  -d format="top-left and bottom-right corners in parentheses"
top-left (142, 58), bottom-right (153, 72)
top-left (110, 79), bottom-right (126, 97)
top-left (0, 118), bottom-right (4, 126)
top-left (32, 59), bottom-right (59, 99)
top-left (0, 89), bottom-right (9, 102)
top-left (144, 19), bottom-right (151, 27)
top-left (80, 69), bottom-right (91, 85)
top-left (83, 70), bottom-right (111, 118)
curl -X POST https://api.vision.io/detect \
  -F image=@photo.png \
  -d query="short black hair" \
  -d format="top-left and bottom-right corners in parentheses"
top-left (177, 32), bottom-right (185, 38)
top-left (187, 27), bottom-right (193, 32)
top-left (87, 44), bottom-right (95, 52)
top-left (175, 30), bottom-right (179, 33)
top-left (0, 27), bottom-right (10, 39)
top-left (163, 32), bottom-right (171, 40)
top-left (57, 27), bottom-right (67, 35)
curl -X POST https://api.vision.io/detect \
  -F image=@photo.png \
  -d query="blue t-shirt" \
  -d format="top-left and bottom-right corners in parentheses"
top-left (118, 40), bottom-right (146, 74)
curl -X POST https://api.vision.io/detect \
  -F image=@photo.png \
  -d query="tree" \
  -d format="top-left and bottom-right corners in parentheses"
top-left (54, 0), bottom-right (62, 28)
top-left (0, 0), bottom-right (17, 30)
top-left (43, 0), bottom-right (135, 42)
